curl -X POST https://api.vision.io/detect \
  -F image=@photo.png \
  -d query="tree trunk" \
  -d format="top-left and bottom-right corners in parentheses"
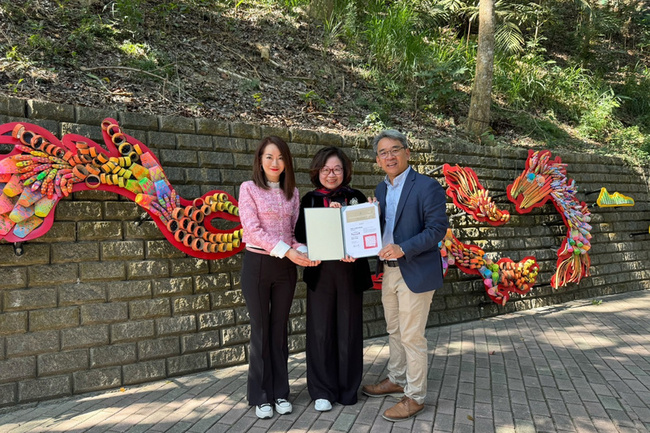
top-left (466, 0), bottom-right (496, 139)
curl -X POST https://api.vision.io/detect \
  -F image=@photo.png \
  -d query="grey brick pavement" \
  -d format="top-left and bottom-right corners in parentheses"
top-left (1, 289), bottom-right (649, 432)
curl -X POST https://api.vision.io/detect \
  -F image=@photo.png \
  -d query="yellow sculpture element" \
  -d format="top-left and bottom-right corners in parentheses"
top-left (596, 188), bottom-right (635, 207)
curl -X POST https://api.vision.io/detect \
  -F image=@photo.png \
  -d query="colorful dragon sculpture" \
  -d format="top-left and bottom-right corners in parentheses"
top-left (440, 164), bottom-right (537, 305)
top-left (507, 149), bottom-right (591, 288)
top-left (0, 119), bottom-right (243, 260)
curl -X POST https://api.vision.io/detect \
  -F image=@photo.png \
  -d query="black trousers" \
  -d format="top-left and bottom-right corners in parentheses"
top-left (241, 250), bottom-right (297, 406)
top-left (306, 261), bottom-right (364, 405)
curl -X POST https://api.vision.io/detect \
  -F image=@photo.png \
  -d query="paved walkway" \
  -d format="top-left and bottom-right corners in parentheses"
top-left (1, 290), bottom-right (649, 433)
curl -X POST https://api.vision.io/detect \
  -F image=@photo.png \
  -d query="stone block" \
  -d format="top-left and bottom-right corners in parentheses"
top-left (127, 260), bottom-right (170, 280)
top-left (80, 303), bottom-right (128, 325)
top-left (61, 325), bottom-right (109, 349)
top-left (177, 133), bottom-right (212, 150)
top-left (260, 125), bottom-right (290, 142)
top-left (80, 261), bottom-right (126, 282)
top-left (232, 153), bottom-right (254, 168)
top-left (59, 283), bottom-right (107, 306)
top-left (289, 316), bottom-right (306, 333)
top-left (234, 307), bottom-right (249, 323)
top-left (181, 331), bottom-right (221, 353)
top-left (194, 273), bottom-right (231, 293)
top-left (197, 151), bottom-right (234, 168)
top-left (211, 289), bottom-right (245, 308)
top-left (290, 129), bottom-right (319, 144)
top-left (27, 263), bottom-right (78, 287)
top-left (169, 258), bottom-right (209, 277)
top-left (217, 169), bottom-right (250, 186)
top-left (230, 122), bottom-right (261, 139)
top-left (156, 315), bottom-right (196, 336)
top-left (147, 130), bottom-right (177, 150)
top-left (75, 107), bottom-right (118, 125)
top-left (60, 123), bottom-right (102, 141)
top-left (124, 221), bottom-right (164, 240)
top-left (0, 357), bottom-right (35, 383)
top-left (146, 240), bottom-right (186, 259)
top-left (107, 280), bottom-right (152, 301)
top-left (118, 112), bottom-right (158, 130)
top-left (37, 222), bottom-right (76, 242)
top-left (196, 118), bottom-right (229, 136)
top-left (159, 149), bottom-right (198, 166)
top-left (214, 136), bottom-right (247, 152)
top-left (90, 343), bottom-right (137, 368)
top-left (73, 366), bottom-right (122, 393)
top-left (0, 267), bottom-right (27, 290)
top-left (122, 360), bottom-right (166, 385)
top-left (129, 298), bottom-right (171, 320)
top-left (3, 288), bottom-right (57, 311)
top-left (0, 312), bottom-right (27, 335)
top-left (152, 277), bottom-right (193, 297)
top-left (6, 330), bottom-right (59, 356)
top-left (77, 221), bottom-right (123, 241)
top-left (30, 307), bottom-right (79, 331)
top-left (18, 375), bottom-right (71, 402)
top-left (111, 320), bottom-right (155, 343)
top-left (167, 353), bottom-right (208, 377)
top-left (209, 345), bottom-right (246, 367)
top-left (288, 334), bottom-right (305, 352)
top-left (51, 242), bottom-right (100, 263)
top-left (0, 383), bottom-right (16, 406)
top-left (208, 253), bottom-right (242, 272)
top-left (54, 201), bottom-right (103, 221)
top-left (197, 310), bottom-right (236, 331)
top-left (101, 240), bottom-right (145, 261)
top-left (137, 337), bottom-right (180, 360)
top-left (38, 349), bottom-right (88, 376)
top-left (103, 202), bottom-right (140, 220)
top-left (172, 294), bottom-right (210, 315)
top-left (27, 100), bottom-right (75, 121)
top-left (0, 94), bottom-right (26, 117)
top-left (221, 324), bottom-right (251, 345)
top-left (159, 116), bottom-right (195, 134)
top-left (184, 167), bottom-right (221, 183)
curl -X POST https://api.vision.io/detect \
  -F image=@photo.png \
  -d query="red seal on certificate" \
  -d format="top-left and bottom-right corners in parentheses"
top-left (363, 233), bottom-right (377, 249)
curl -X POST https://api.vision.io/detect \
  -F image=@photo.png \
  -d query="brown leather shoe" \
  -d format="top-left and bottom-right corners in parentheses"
top-left (361, 378), bottom-right (404, 398)
top-left (382, 396), bottom-right (424, 422)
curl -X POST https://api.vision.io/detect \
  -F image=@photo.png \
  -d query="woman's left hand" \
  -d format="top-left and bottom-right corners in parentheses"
top-left (329, 202), bottom-right (342, 208)
top-left (341, 254), bottom-right (356, 263)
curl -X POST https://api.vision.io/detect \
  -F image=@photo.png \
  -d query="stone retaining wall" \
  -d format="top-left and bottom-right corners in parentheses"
top-left (1, 95), bottom-right (649, 407)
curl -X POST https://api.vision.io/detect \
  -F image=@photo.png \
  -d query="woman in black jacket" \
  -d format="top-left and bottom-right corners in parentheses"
top-left (295, 146), bottom-right (373, 412)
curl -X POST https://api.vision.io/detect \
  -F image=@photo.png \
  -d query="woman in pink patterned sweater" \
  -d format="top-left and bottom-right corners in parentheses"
top-left (238, 136), bottom-right (318, 420)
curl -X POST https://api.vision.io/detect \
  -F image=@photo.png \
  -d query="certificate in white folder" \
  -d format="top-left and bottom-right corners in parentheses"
top-left (304, 202), bottom-right (382, 261)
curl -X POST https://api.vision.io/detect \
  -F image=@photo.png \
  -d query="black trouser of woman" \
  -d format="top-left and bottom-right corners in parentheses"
top-left (241, 250), bottom-right (297, 406)
top-left (306, 260), bottom-right (364, 405)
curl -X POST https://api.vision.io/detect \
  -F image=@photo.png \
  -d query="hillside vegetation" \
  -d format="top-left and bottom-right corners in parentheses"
top-left (1, 0), bottom-right (649, 164)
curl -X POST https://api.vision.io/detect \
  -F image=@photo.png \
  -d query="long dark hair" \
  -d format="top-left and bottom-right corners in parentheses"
top-left (252, 136), bottom-right (296, 200)
top-left (309, 146), bottom-right (352, 189)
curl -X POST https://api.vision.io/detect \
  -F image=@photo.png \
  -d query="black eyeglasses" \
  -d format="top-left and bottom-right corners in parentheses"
top-left (377, 146), bottom-right (405, 159)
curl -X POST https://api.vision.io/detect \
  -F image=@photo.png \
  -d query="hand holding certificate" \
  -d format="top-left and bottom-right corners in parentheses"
top-left (304, 202), bottom-right (382, 261)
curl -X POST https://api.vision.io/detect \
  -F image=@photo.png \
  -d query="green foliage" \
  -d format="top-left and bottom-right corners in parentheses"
top-left (113, 0), bottom-right (144, 29)
top-left (363, 1), bottom-right (426, 79)
top-left (577, 90), bottom-right (620, 141)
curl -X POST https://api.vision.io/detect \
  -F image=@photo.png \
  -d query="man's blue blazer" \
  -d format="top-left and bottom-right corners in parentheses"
top-left (375, 168), bottom-right (449, 293)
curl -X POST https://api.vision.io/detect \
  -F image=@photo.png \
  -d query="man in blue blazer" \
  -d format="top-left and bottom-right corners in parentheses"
top-left (361, 130), bottom-right (449, 422)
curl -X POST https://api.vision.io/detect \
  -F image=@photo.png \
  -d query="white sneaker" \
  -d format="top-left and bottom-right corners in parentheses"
top-left (314, 399), bottom-right (332, 412)
top-left (275, 398), bottom-right (293, 415)
top-left (255, 403), bottom-right (273, 419)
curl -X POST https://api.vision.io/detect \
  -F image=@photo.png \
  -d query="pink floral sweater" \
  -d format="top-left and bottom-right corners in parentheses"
top-left (239, 180), bottom-right (306, 257)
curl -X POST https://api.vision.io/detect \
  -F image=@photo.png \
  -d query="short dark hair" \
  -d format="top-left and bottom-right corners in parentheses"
top-left (252, 136), bottom-right (296, 200)
top-left (309, 146), bottom-right (352, 189)
top-left (371, 129), bottom-right (409, 154)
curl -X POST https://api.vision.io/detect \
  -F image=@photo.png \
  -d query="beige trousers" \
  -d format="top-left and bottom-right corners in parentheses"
top-left (381, 266), bottom-right (435, 404)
